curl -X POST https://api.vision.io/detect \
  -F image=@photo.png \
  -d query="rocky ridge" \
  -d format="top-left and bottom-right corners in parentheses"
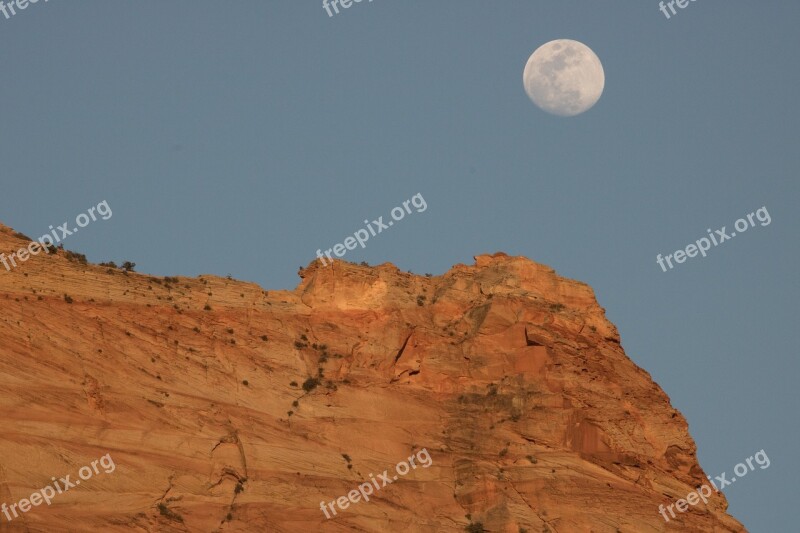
top-left (0, 223), bottom-right (744, 532)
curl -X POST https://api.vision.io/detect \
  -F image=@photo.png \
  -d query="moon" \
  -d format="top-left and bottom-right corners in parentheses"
top-left (523, 39), bottom-right (605, 117)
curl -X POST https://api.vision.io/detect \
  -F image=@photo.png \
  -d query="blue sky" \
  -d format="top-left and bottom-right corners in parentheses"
top-left (1, 1), bottom-right (798, 530)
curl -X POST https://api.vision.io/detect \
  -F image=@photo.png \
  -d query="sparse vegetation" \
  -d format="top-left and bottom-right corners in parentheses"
top-left (204, 304), bottom-right (212, 311)
top-left (465, 523), bottom-right (485, 533)
top-left (121, 261), bottom-right (136, 272)
top-left (242, 380), bottom-right (249, 386)
top-left (63, 294), bottom-right (73, 304)
top-left (260, 335), bottom-right (268, 341)
top-left (157, 502), bottom-right (184, 523)
top-left (302, 377), bottom-right (320, 392)
top-left (289, 381), bottom-right (298, 387)
top-left (64, 250), bottom-right (87, 264)
top-left (41, 242), bottom-right (57, 254)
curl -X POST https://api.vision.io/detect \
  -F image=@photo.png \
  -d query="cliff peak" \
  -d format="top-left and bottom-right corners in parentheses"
top-left (0, 223), bottom-right (743, 531)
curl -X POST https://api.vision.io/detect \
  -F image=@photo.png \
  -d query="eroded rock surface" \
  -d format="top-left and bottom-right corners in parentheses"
top-left (0, 224), bottom-right (744, 532)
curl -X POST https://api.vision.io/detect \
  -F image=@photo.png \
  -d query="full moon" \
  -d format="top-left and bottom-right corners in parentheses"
top-left (523, 39), bottom-right (605, 117)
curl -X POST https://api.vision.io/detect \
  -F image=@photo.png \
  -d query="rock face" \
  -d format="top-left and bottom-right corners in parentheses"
top-left (0, 223), bottom-right (744, 532)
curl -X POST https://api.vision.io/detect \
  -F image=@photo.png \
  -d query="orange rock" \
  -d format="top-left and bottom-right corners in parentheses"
top-left (0, 225), bottom-right (744, 532)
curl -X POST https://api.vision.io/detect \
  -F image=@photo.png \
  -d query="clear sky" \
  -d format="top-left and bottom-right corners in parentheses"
top-left (1, 2), bottom-right (798, 530)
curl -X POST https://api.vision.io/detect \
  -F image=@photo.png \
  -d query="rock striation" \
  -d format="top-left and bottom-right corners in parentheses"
top-left (0, 223), bottom-right (744, 532)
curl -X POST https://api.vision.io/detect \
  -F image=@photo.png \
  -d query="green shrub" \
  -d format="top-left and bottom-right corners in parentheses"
top-left (64, 250), bottom-right (87, 264)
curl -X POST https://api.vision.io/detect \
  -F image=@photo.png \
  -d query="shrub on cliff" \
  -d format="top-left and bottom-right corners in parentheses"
top-left (302, 377), bottom-right (320, 392)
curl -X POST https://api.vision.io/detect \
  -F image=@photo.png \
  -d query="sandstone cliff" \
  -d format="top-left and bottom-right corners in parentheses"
top-left (0, 223), bottom-right (744, 532)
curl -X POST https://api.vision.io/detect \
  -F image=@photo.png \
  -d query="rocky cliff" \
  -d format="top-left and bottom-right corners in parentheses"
top-left (0, 223), bottom-right (744, 532)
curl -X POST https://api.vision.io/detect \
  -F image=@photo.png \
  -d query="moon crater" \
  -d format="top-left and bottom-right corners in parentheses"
top-left (523, 39), bottom-right (605, 117)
